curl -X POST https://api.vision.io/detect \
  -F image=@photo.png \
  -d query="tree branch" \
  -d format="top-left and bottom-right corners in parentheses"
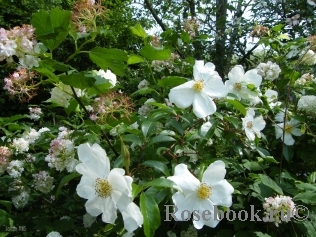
top-left (144, 0), bottom-right (167, 31)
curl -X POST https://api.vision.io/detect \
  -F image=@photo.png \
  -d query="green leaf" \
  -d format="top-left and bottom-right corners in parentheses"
top-left (307, 172), bottom-right (316, 184)
top-left (122, 134), bottom-right (142, 146)
top-left (130, 23), bottom-right (147, 39)
top-left (56, 172), bottom-right (81, 197)
top-left (31, 10), bottom-right (54, 36)
top-left (141, 121), bottom-right (157, 138)
top-left (127, 54), bottom-right (145, 65)
top-left (158, 76), bottom-right (187, 88)
top-left (256, 147), bottom-right (270, 157)
top-left (293, 191), bottom-right (316, 204)
top-left (143, 178), bottom-right (180, 190)
top-left (150, 135), bottom-right (176, 144)
top-left (283, 145), bottom-right (293, 162)
top-left (226, 99), bottom-right (246, 116)
top-left (198, 120), bottom-right (218, 149)
top-left (258, 174), bottom-right (283, 195)
top-left (142, 160), bottom-right (170, 176)
top-left (50, 7), bottom-right (71, 30)
top-left (145, 187), bottom-right (168, 204)
top-left (254, 232), bottom-right (272, 237)
top-left (140, 193), bottom-right (160, 237)
top-left (132, 183), bottom-right (143, 200)
top-left (39, 59), bottom-right (70, 72)
top-left (89, 47), bottom-right (128, 76)
top-left (59, 72), bottom-right (95, 89)
top-left (170, 120), bottom-right (184, 135)
top-left (0, 201), bottom-right (11, 212)
top-left (139, 45), bottom-right (171, 61)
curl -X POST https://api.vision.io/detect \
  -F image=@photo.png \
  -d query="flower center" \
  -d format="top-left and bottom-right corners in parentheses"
top-left (94, 178), bottom-right (112, 198)
top-left (197, 183), bottom-right (211, 199)
top-left (192, 80), bottom-right (204, 92)
top-left (234, 82), bottom-right (242, 91)
top-left (285, 124), bottom-right (292, 133)
top-left (247, 121), bottom-right (253, 129)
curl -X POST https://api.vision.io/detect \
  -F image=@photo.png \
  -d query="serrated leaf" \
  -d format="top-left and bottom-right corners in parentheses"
top-left (31, 10), bottom-right (54, 36)
top-left (158, 76), bottom-right (187, 88)
top-left (140, 193), bottom-right (160, 237)
top-left (142, 160), bottom-right (170, 176)
top-left (258, 174), bottom-right (283, 195)
top-left (89, 47), bottom-right (128, 76)
top-left (143, 178), bottom-right (180, 190)
top-left (130, 23), bottom-right (147, 39)
top-left (226, 99), bottom-right (246, 116)
top-left (59, 73), bottom-right (95, 89)
top-left (139, 45), bottom-right (171, 61)
top-left (128, 54), bottom-right (145, 65)
top-left (56, 172), bottom-right (81, 197)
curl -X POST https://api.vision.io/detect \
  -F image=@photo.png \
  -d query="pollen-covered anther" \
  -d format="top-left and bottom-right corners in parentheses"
top-left (197, 183), bottom-right (211, 199)
top-left (94, 178), bottom-right (112, 198)
top-left (192, 80), bottom-right (204, 91)
top-left (234, 82), bottom-right (242, 91)
top-left (247, 121), bottom-right (253, 129)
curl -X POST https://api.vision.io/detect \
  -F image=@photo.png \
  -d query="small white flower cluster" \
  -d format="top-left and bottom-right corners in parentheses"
top-left (137, 79), bottom-right (149, 89)
top-left (300, 50), bottom-right (316, 65)
top-left (242, 108), bottom-right (266, 141)
top-left (138, 98), bottom-right (156, 117)
top-left (110, 122), bottom-right (139, 137)
top-left (46, 231), bottom-right (63, 237)
top-left (11, 191), bottom-right (30, 209)
top-left (12, 127), bottom-right (50, 154)
top-left (256, 61), bottom-right (281, 81)
top-left (29, 107), bottom-right (42, 121)
top-left (0, 146), bottom-right (11, 175)
top-left (152, 53), bottom-right (186, 74)
top-left (83, 213), bottom-right (96, 228)
top-left (0, 25), bottom-right (41, 68)
top-left (96, 69), bottom-right (117, 87)
top-left (263, 195), bottom-right (295, 227)
top-left (7, 160), bottom-right (24, 178)
top-left (50, 82), bottom-right (84, 108)
top-left (32, 171), bottom-right (55, 194)
top-left (45, 127), bottom-right (78, 172)
top-left (285, 14), bottom-right (300, 26)
top-left (297, 95), bottom-right (316, 115)
top-left (294, 73), bottom-right (316, 86)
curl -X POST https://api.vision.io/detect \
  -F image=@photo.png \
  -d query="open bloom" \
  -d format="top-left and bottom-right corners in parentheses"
top-left (225, 65), bottom-right (262, 104)
top-left (168, 60), bottom-right (227, 118)
top-left (76, 143), bottom-right (143, 233)
top-left (275, 119), bottom-right (303, 145)
top-left (242, 108), bottom-right (266, 141)
top-left (167, 160), bottom-right (234, 229)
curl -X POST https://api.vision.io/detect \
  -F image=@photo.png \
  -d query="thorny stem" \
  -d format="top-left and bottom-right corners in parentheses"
top-left (70, 86), bottom-right (119, 158)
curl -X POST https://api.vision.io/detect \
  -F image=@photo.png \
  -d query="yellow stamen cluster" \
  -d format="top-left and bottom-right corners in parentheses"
top-left (197, 183), bottom-right (211, 199)
top-left (192, 80), bottom-right (204, 92)
top-left (284, 124), bottom-right (292, 133)
top-left (94, 178), bottom-right (112, 198)
top-left (247, 121), bottom-right (253, 129)
top-left (234, 82), bottom-right (242, 91)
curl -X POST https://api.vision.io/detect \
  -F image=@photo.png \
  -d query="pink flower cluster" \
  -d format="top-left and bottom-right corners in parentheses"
top-left (0, 146), bottom-right (12, 175)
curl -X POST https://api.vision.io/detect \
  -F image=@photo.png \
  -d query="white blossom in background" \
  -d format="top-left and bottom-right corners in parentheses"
top-left (46, 231), bottom-right (63, 237)
top-left (242, 108), bottom-right (266, 141)
top-left (29, 107), bottom-right (42, 121)
top-left (12, 190), bottom-right (29, 209)
top-left (32, 171), bottom-right (55, 194)
top-left (137, 79), bottom-right (149, 89)
top-left (167, 231), bottom-right (177, 237)
top-left (256, 61), bottom-right (281, 81)
top-left (297, 95), bottom-right (316, 115)
top-left (294, 73), bottom-right (316, 86)
top-left (0, 146), bottom-right (11, 175)
top-left (97, 69), bottom-right (117, 87)
top-left (265, 89), bottom-right (281, 108)
top-left (285, 14), bottom-right (300, 26)
top-left (138, 98), bottom-right (156, 116)
top-left (12, 137), bottom-right (29, 154)
top-left (50, 82), bottom-right (84, 108)
top-left (19, 54), bottom-right (40, 69)
top-left (45, 127), bottom-right (78, 172)
top-left (38, 127), bottom-right (50, 134)
top-left (263, 195), bottom-right (295, 226)
top-left (75, 143), bottom-right (143, 234)
top-left (307, 0), bottom-right (316, 6)
top-left (300, 49), bottom-right (316, 65)
top-left (225, 65), bottom-right (262, 104)
top-left (83, 213), bottom-right (97, 228)
top-left (169, 60), bottom-right (227, 118)
top-left (199, 121), bottom-right (213, 146)
top-left (168, 160), bottom-right (234, 229)
top-left (275, 119), bottom-right (303, 145)
top-left (7, 160), bottom-right (24, 178)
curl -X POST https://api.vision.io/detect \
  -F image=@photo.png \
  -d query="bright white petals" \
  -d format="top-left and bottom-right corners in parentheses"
top-left (121, 202), bottom-right (144, 233)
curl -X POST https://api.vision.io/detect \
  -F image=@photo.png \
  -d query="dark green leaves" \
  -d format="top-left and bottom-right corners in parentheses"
top-left (140, 193), bottom-right (160, 237)
top-left (89, 48), bottom-right (128, 76)
top-left (59, 72), bottom-right (95, 89)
